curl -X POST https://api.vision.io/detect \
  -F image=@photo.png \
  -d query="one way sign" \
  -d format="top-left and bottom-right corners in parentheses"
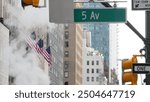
top-left (133, 63), bottom-right (150, 74)
top-left (132, 0), bottom-right (150, 10)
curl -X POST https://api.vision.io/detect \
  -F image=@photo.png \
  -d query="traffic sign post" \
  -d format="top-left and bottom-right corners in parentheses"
top-left (133, 63), bottom-right (150, 74)
top-left (145, 11), bottom-right (150, 85)
top-left (132, 0), bottom-right (150, 10)
top-left (74, 8), bottom-right (126, 23)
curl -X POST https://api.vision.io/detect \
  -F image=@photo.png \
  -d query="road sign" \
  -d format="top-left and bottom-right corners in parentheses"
top-left (49, 0), bottom-right (74, 23)
top-left (132, 0), bottom-right (150, 10)
top-left (74, 8), bottom-right (126, 23)
top-left (133, 63), bottom-right (150, 74)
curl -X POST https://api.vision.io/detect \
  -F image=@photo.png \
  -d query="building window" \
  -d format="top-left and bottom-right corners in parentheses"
top-left (87, 61), bottom-right (89, 65)
top-left (64, 51), bottom-right (69, 57)
top-left (87, 77), bottom-right (89, 82)
top-left (87, 69), bottom-right (89, 73)
top-left (64, 71), bottom-right (69, 78)
top-left (91, 77), bottom-right (94, 82)
top-left (96, 69), bottom-right (99, 73)
top-left (64, 41), bottom-right (69, 47)
top-left (92, 69), bottom-right (94, 73)
top-left (64, 82), bottom-right (69, 85)
top-left (64, 61), bottom-right (69, 69)
top-left (92, 61), bottom-right (94, 65)
top-left (64, 31), bottom-right (69, 39)
top-left (9, 76), bottom-right (15, 85)
top-left (96, 60), bottom-right (99, 65)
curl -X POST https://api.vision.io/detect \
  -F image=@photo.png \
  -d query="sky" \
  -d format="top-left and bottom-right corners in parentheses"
top-left (118, 1), bottom-right (145, 59)
top-left (117, 0), bottom-right (146, 85)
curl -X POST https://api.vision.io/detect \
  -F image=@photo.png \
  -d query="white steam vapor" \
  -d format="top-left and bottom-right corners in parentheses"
top-left (5, 0), bottom-right (52, 84)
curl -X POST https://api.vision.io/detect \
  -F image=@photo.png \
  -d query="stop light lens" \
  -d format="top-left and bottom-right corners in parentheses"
top-left (122, 72), bottom-right (138, 85)
top-left (22, 0), bottom-right (39, 7)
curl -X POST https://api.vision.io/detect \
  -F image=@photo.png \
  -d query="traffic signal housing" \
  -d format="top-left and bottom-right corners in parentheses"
top-left (122, 55), bottom-right (138, 85)
top-left (21, 0), bottom-right (39, 8)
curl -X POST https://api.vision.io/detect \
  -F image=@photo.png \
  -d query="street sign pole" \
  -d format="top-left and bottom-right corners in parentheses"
top-left (145, 11), bottom-right (150, 85)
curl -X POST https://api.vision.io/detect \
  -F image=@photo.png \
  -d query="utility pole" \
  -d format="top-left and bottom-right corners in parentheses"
top-left (145, 11), bottom-right (150, 85)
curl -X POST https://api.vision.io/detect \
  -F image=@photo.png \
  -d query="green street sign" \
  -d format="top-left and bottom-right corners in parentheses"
top-left (74, 8), bottom-right (126, 23)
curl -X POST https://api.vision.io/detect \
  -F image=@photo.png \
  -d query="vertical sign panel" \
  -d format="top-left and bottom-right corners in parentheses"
top-left (49, 0), bottom-right (74, 23)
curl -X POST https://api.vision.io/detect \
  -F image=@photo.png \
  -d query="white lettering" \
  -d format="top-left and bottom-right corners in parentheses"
top-left (90, 12), bottom-right (96, 20)
top-left (137, 66), bottom-right (145, 71)
top-left (82, 11), bottom-right (87, 20)
top-left (90, 12), bottom-right (100, 20)
top-left (95, 13), bottom-right (100, 20)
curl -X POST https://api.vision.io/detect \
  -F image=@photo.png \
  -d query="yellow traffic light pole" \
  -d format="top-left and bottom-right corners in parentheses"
top-left (21, 0), bottom-right (46, 9)
top-left (122, 55), bottom-right (142, 85)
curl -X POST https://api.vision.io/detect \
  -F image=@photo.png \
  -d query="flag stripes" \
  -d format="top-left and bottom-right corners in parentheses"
top-left (25, 35), bottom-right (52, 66)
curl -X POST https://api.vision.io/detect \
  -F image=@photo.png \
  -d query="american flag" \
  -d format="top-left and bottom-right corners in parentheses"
top-left (25, 34), bottom-right (52, 66)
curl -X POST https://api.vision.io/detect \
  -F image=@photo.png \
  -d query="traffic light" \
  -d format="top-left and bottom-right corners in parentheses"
top-left (122, 55), bottom-right (138, 85)
top-left (21, 0), bottom-right (39, 8)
